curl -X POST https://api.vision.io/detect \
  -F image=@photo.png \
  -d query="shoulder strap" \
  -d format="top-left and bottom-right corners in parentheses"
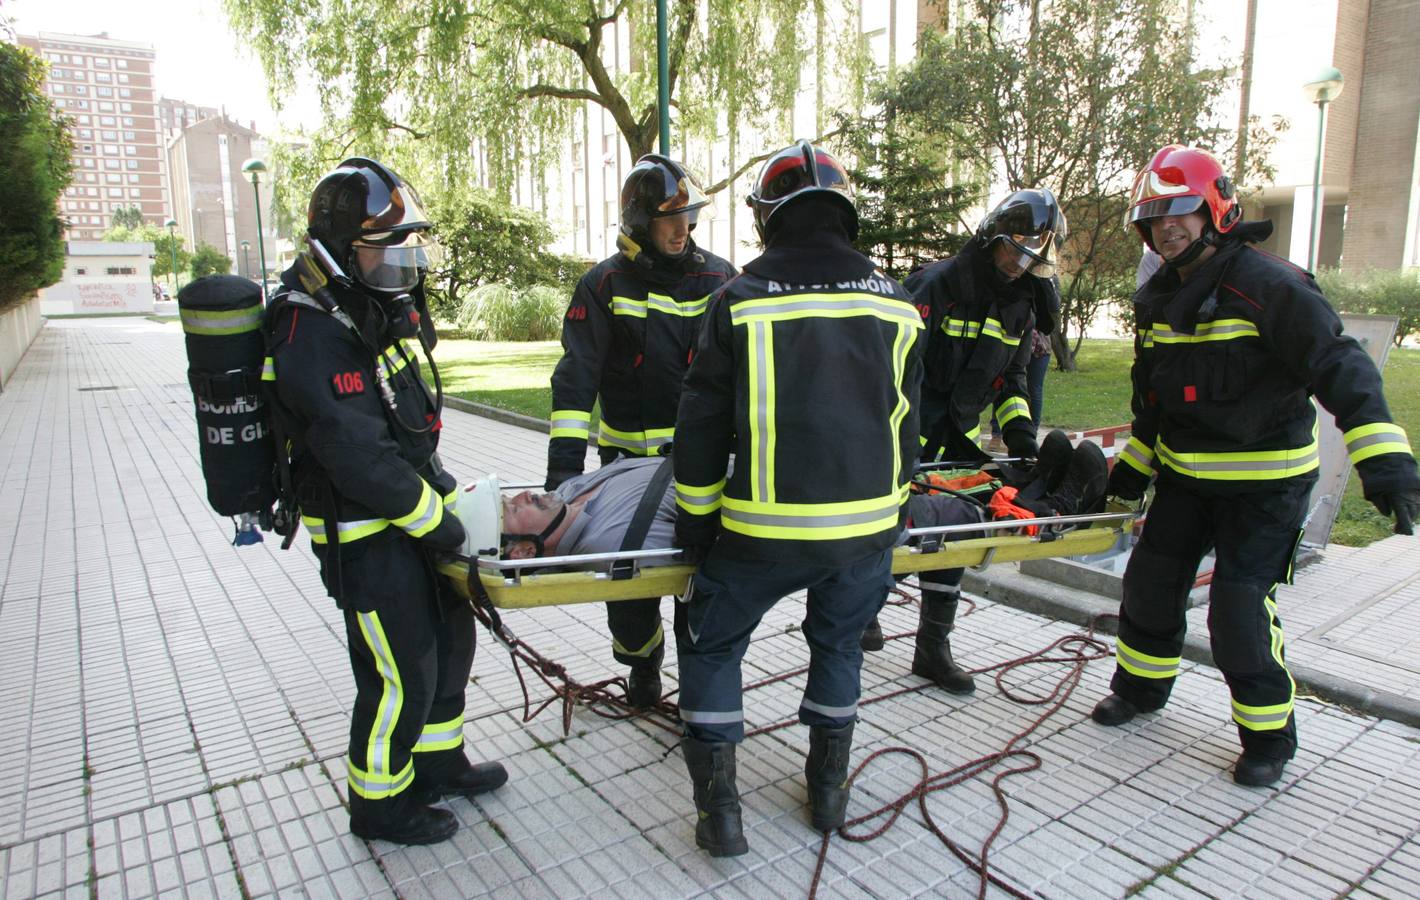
top-left (620, 455), bottom-right (676, 553)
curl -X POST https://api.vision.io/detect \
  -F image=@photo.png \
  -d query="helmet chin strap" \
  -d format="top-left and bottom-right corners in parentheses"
top-left (1162, 226), bottom-right (1221, 270)
top-left (502, 503), bottom-right (569, 557)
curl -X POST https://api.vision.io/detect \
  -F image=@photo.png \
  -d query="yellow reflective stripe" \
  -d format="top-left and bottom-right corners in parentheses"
top-left (1343, 422), bottom-right (1412, 465)
top-left (346, 756), bottom-right (414, 799)
top-left (302, 515), bottom-right (390, 544)
top-left (414, 715), bottom-right (465, 753)
top-left (1264, 590), bottom-right (1296, 696)
top-left (550, 408), bottom-right (592, 439)
top-left (391, 479), bottom-right (444, 538)
top-left (613, 623), bottom-right (665, 658)
top-left (443, 488), bottom-right (458, 508)
top-left (942, 317), bottom-right (982, 339)
top-left (888, 321), bottom-right (914, 492)
top-left (1232, 698), bottom-right (1293, 731)
top-left (1140, 327), bottom-right (1154, 349)
top-left (747, 320), bottom-right (772, 502)
top-left (676, 479), bottom-right (724, 516)
top-left (1116, 638), bottom-right (1181, 680)
top-left (720, 488), bottom-right (906, 541)
top-left (1157, 438), bottom-right (1320, 481)
top-left (611, 296), bottom-right (648, 318)
top-left (647, 292), bottom-right (709, 317)
top-left (261, 356), bottom-right (275, 382)
top-left (180, 306), bottom-right (261, 335)
top-left (996, 396), bottom-right (1030, 428)
top-left (979, 317), bottom-right (1021, 347)
top-left (1118, 436), bottom-right (1155, 476)
top-left (354, 610), bottom-right (406, 796)
top-left (731, 292), bottom-right (923, 328)
top-left (965, 424), bottom-right (981, 443)
top-left (378, 339), bottom-right (419, 378)
top-left (598, 422), bottom-right (675, 454)
top-left (1150, 318), bottom-right (1260, 343)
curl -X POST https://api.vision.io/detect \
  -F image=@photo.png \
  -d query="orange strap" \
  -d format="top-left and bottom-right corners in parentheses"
top-left (915, 469), bottom-right (995, 495)
top-left (988, 485), bottom-right (1040, 536)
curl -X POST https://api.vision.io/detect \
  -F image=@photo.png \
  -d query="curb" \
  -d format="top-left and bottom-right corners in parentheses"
top-left (444, 396), bottom-right (553, 434)
top-left (964, 564), bottom-right (1420, 730)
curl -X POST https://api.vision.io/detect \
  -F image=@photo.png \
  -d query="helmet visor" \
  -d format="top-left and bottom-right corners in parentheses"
top-left (1004, 237), bottom-right (1058, 277)
top-left (359, 179), bottom-right (433, 234)
top-left (351, 230), bottom-right (442, 292)
top-left (1127, 195), bottom-right (1205, 226)
top-left (652, 173), bottom-right (711, 219)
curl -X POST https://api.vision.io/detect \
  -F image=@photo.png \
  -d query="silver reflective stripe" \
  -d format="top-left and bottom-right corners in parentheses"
top-left (676, 492), bottom-right (720, 509)
top-left (551, 414), bottom-right (591, 431)
top-left (1347, 431), bottom-right (1403, 454)
top-left (304, 517), bottom-right (387, 539)
top-left (1157, 443), bottom-right (1319, 475)
top-left (1116, 643), bottom-right (1178, 676)
top-left (679, 708), bottom-right (744, 725)
top-left (801, 698), bottom-right (858, 718)
top-left (918, 582), bottom-right (960, 594)
top-left (180, 307), bottom-right (262, 334)
top-left (733, 294), bottom-right (921, 326)
top-left (647, 293), bottom-right (708, 317)
top-left (1119, 439), bottom-right (1153, 470)
top-left (753, 320), bottom-right (771, 502)
top-left (723, 500), bottom-right (901, 530)
top-left (416, 722), bottom-right (463, 748)
top-left (1233, 704), bottom-right (1292, 727)
top-left (400, 490), bottom-right (440, 534)
top-left (612, 297), bottom-right (647, 317)
top-left (358, 611), bottom-right (402, 781)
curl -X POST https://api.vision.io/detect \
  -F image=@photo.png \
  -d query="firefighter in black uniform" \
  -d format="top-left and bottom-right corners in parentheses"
top-left (863, 190), bottom-right (1067, 696)
top-left (1094, 144), bottom-right (1420, 787)
top-left (671, 141), bottom-right (923, 855)
top-left (264, 159), bottom-right (506, 844)
top-left (545, 155), bottom-right (736, 708)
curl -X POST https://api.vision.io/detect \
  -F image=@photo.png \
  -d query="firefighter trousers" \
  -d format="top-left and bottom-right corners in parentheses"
top-left (1110, 477), bottom-right (1312, 760)
top-left (328, 531), bottom-right (476, 800)
top-left (675, 547), bottom-right (894, 743)
top-left (607, 597), bottom-right (665, 669)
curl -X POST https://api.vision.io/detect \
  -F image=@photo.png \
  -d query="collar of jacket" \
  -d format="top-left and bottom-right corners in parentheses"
top-left (1136, 236), bottom-right (1255, 333)
top-left (742, 218), bottom-right (875, 284)
top-left (615, 238), bottom-right (704, 287)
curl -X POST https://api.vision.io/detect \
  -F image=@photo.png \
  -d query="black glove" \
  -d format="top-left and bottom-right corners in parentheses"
top-left (419, 508), bottom-right (467, 553)
top-left (1004, 430), bottom-right (1038, 460)
top-left (544, 468), bottom-right (581, 491)
top-left (1106, 461), bottom-right (1152, 501)
top-left (674, 540), bottom-right (714, 566)
top-left (1371, 490), bottom-right (1420, 536)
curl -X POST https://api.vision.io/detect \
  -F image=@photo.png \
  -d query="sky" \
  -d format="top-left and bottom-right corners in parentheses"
top-left (7, 0), bottom-right (321, 134)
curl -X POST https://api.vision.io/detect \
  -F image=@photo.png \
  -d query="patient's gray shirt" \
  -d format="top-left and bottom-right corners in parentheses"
top-left (554, 457), bottom-right (678, 565)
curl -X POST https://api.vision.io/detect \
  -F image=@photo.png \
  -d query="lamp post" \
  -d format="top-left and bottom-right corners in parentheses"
top-left (240, 240), bottom-right (251, 280)
top-left (164, 217), bottom-right (178, 296)
top-left (242, 158), bottom-right (269, 302)
top-left (1303, 66), bottom-right (1344, 271)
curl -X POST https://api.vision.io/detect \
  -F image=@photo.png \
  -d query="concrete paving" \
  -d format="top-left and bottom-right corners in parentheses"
top-left (2, 316), bottom-right (1419, 899)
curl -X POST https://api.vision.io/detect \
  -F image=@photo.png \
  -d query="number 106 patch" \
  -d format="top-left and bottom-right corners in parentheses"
top-left (331, 370), bottom-right (367, 398)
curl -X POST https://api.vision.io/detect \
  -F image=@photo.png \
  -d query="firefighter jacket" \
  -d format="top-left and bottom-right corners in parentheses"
top-left (262, 273), bottom-right (465, 600)
top-left (673, 220), bottom-right (924, 566)
top-left (905, 238), bottom-right (1053, 461)
top-left (547, 242), bottom-right (736, 472)
top-left (1115, 223), bottom-right (1418, 498)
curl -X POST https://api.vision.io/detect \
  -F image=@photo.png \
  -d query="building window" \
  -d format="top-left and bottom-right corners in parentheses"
top-left (125, 160), bottom-right (138, 170)
top-left (126, 174), bottom-right (139, 183)
top-left (105, 174), bottom-right (121, 183)
top-left (117, 74), bottom-right (129, 84)
top-left (119, 103), bottom-right (132, 112)
top-left (116, 59), bottom-right (127, 69)
top-left (121, 117), bottom-right (134, 126)
top-left (75, 267), bottom-right (87, 275)
top-left (94, 58), bottom-right (110, 68)
top-left (101, 130), bottom-right (116, 140)
top-left (107, 188), bottom-right (123, 197)
top-left (99, 102), bottom-right (114, 112)
top-left (52, 83), bottom-right (67, 94)
top-left (119, 89), bottom-right (131, 98)
top-left (95, 72), bottom-right (112, 83)
top-left (123, 130), bottom-right (135, 140)
top-left (99, 116), bottom-right (115, 125)
top-left (128, 188), bottom-right (141, 197)
top-left (77, 129), bottom-right (92, 138)
top-left (103, 144), bottom-right (118, 155)
top-left (81, 144), bottom-right (93, 153)
top-left (96, 87), bottom-right (113, 97)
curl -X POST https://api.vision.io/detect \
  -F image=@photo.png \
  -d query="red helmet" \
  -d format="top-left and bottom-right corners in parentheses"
top-left (746, 140), bottom-right (857, 241)
top-left (1126, 145), bottom-right (1239, 248)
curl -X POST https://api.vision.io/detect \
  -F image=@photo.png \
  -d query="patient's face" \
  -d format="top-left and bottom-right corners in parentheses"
top-left (502, 490), bottom-right (565, 537)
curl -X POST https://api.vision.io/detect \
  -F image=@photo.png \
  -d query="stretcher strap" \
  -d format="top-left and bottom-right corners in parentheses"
top-left (466, 556), bottom-right (513, 646)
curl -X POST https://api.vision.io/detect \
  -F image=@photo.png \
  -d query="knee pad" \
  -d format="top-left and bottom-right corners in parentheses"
top-left (1208, 580), bottom-right (1281, 675)
top-left (1121, 544), bottom-right (1196, 633)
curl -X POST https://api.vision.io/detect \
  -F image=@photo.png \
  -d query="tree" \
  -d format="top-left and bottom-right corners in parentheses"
top-left (892, 0), bottom-right (1279, 369)
top-left (222, 0), bottom-right (870, 194)
top-left (0, 43), bottom-right (73, 312)
top-left (105, 223), bottom-right (191, 279)
top-left (111, 205), bottom-right (145, 230)
top-left (190, 243), bottom-right (234, 278)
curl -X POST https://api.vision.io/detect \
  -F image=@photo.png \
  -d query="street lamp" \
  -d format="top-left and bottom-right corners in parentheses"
top-left (1303, 66), bottom-right (1344, 271)
top-left (164, 217), bottom-right (178, 296)
top-left (241, 240), bottom-right (251, 280)
top-left (242, 158), bottom-right (269, 303)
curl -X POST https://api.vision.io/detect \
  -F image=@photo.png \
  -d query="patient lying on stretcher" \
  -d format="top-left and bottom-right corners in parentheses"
top-left (454, 429), bottom-right (1108, 565)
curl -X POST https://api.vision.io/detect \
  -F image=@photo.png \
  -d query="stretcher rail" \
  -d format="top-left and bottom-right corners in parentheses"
top-left (437, 509), bottom-right (1138, 610)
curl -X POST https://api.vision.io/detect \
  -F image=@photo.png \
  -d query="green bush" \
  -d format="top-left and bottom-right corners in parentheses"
top-left (1316, 267), bottom-right (1420, 346)
top-left (453, 283), bottom-right (566, 341)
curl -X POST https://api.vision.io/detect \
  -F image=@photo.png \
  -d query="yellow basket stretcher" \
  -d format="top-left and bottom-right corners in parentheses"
top-left (437, 509), bottom-right (1138, 611)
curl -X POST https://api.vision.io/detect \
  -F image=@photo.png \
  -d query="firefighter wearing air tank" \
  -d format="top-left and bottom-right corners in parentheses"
top-left (263, 158), bottom-right (506, 845)
top-left (871, 189), bottom-right (1066, 696)
top-left (672, 141), bottom-right (922, 856)
top-left (1094, 144), bottom-right (1420, 788)
top-left (545, 155), bottom-right (736, 708)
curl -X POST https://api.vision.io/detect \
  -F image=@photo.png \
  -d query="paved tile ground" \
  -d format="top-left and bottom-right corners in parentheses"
top-left (2, 317), bottom-right (1419, 899)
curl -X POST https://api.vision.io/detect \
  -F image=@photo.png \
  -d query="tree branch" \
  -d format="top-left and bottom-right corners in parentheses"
top-left (702, 127), bottom-right (845, 195)
top-left (521, 84), bottom-right (606, 105)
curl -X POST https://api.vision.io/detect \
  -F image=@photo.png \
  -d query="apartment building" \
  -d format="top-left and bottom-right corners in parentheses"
top-left (166, 114), bottom-right (274, 277)
top-left (18, 31), bottom-right (164, 242)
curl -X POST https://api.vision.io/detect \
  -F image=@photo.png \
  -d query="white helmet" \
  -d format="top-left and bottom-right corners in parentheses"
top-left (455, 475), bottom-right (503, 557)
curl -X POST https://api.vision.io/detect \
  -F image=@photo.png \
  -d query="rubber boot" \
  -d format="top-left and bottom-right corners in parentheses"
top-left (1034, 429), bottom-right (1076, 494)
top-left (1042, 440), bottom-right (1108, 515)
top-left (911, 591), bottom-right (975, 694)
top-left (627, 664), bottom-right (663, 708)
top-left (682, 738), bottom-right (749, 857)
top-left (805, 722), bottom-right (855, 832)
top-left (410, 751), bottom-right (509, 804)
top-left (349, 790), bottom-right (457, 845)
top-left (860, 615), bottom-right (885, 652)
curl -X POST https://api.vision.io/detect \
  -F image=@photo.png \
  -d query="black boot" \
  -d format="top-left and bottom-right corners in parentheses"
top-left (1090, 693), bottom-right (1141, 726)
top-left (1042, 440), bottom-right (1108, 515)
top-left (682, 738), bottom-right (749, 857)
top-left (1233, 751), bottom-right (1288, 787)
top-left (627, 664), bottom-right (663, 708)
top-left (411, 751), bottom-right (509, 804)
top-left (805, 722), bottom-right (855, 832)
top-left (911, 591), bottom-right (975, 694)
top-left (1033, 429), bottom-right (1076, 494)
top-left (349, 790), bottom-right (458, 845)
top-left (860, 615), bottom-right (885, 652)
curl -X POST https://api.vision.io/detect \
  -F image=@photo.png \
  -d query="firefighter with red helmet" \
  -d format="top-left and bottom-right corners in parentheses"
top-left (546, 155), bottom-right (736, 708)
top-left (1093, 145), bottom-right (1419, 787)
top-left (263, 159), bottom-right (506, 844)
top-left (672, 140), bottom-right (923, 855)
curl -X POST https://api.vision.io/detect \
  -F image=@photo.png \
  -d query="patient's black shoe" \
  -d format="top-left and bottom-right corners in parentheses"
top-left (860, 615), bottom-right (885, 652)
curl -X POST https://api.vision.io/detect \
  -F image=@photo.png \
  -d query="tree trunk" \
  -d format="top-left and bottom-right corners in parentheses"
top-left (1049, 329), bottom-right (1076, 372)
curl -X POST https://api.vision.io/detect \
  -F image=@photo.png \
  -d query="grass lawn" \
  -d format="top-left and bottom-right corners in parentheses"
top-left (434, 334), bottom-right (1419, 547)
